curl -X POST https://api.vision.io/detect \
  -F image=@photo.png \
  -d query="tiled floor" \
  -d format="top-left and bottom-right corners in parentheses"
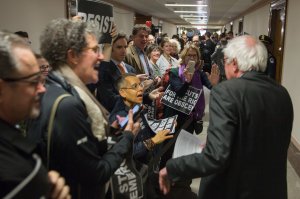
top-left (190, 121), bottom-right (300, 198)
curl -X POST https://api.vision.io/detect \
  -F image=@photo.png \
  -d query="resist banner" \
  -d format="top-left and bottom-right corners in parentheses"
top-left (161, 85), bottom-right (202, 115)
top-left (77, 0), bottom-right (114, 43)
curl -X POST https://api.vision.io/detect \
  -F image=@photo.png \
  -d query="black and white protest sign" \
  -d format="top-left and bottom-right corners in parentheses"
top-left (161, 85), bottom-right (202, 115)
top-left (145, 100), bottom-right (156, 120)
top-left (145, 114), bottom-right (177, 134)
top-left (77, 0), bottom-right (114, 43)
top-left (110, 157), bottom-right (144, 199)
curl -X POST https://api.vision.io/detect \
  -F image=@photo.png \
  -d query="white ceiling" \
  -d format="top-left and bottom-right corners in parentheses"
top-left (107, 0), bottom-right (268, 29)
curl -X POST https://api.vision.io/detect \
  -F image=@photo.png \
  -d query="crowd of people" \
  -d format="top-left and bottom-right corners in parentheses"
top-left (0, 16), bottom-right (293, 199)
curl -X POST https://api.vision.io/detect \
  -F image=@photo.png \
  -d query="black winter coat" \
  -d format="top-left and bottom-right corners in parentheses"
top-left (27, 72), bottom-right (134, 199)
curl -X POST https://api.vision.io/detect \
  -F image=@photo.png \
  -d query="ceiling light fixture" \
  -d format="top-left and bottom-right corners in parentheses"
top-left (183, 17), bottom-right (208, 20)
top-left (185, 19), bottom-right (208, 22)
top-left (189, 22), bottom-right (208, 24)
top-left (165, 4), bottom-right (208, 7)
top-left (180, 15), bottom-right (207, 18)
top-left (175, 11), bottom-right (207, 13)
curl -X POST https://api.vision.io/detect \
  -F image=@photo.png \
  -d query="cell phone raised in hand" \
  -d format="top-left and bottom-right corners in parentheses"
top-left (186, 60), bottom-right (196, 74)
top-left (119, 104), bottom-right (143, 129)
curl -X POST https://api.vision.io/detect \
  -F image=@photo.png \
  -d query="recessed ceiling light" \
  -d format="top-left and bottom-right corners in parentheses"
top-left (165, 4), bottom-right (208, 7)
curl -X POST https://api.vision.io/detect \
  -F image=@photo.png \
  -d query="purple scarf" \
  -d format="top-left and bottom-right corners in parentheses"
top-left (179, 65), bottom-right (205, 120)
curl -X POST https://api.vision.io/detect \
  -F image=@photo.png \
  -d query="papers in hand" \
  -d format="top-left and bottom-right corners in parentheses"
top-left (173, 129), bottom-right (205, 158)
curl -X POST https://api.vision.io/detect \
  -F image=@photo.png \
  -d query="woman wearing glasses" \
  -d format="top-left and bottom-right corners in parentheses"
top-left (35, 54), bottom-right (51, 84)
top-left (160, 45), bottom-right (220, 183)
top-left (27, 19), bottom-right (139, 199)
top-left (164, 45), bottom-right (219, 135)
top-left (109, 73), bottom-right (173, 199)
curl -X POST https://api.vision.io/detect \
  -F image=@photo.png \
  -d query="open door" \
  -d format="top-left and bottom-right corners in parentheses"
top-left (269, 0), bottom-right (287, 83)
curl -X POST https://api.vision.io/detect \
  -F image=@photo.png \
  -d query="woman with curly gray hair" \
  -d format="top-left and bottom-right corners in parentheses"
top-left (27, 18), bottom-right (138, 199)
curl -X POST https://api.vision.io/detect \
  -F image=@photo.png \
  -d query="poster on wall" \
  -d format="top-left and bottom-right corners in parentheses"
top-left (67, 0), bottom-right (114, 43)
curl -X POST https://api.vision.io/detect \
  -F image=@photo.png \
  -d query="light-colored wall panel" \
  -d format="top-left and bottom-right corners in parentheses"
top-left (282, 0), bottom-right (300, 145)
top-left (0, 0), bottom-right (65, 52)
top-left (161, 21), bottom-right (177, 38)
top-left (243, 4), bottom-right (270, 38)
top-left (233, 19), bottom-right (240, 36)
top-left (113, 7), bottom-right (134, 37)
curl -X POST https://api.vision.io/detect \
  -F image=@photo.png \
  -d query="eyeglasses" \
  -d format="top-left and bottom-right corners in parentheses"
top-left (187, 54), bottom-right (198, 58)
top-left (121, 82), bottom-right (144, 90)
top-left (84, 44), bottom-right (102, 55)
top-left (40, 65), bottom-right (51, 70)
top-left (1, 71), bottom-right (44, 88)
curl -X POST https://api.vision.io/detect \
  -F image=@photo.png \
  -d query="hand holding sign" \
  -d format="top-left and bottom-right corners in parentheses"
top-left (183, 68), bottom-right (193, 83)
top-left (110, 23), bottom-right (118, 43)
top-left (149, 86), bottom-right (164, 100)
top-left (151, 129), bottom-right (173, 145)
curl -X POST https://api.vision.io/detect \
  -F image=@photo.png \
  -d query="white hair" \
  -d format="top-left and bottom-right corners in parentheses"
top-left (223, 35), bottom-right (268, 72)
top-left (169, 38), bottom-right (181, 54)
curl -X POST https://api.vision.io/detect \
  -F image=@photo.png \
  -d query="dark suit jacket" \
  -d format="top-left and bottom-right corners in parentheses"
top-left (125, 45), bottom-right (145, 74)
top-left (96, 60), bottom-right (136, 112)
top-left (166, 71), bottom-right (293, 199)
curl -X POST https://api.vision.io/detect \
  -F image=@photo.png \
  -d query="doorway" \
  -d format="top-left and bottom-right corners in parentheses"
top-left (269, 0), bottom-right (287, 83)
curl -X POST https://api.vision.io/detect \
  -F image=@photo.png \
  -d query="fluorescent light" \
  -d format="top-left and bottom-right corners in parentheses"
top-left (186, 20), bottom-right (208, 22)
top-left (190, 22), bottom-right (208, 24)
top-left (183, 17), bottom-right (208, 20)
top-left (180, 15), bottom-right (207, 18)
top-left (174, 11), bottom-right (207, 13)
top-left (165, 4), bottom-right (208, 7)
top-left (187, 20), bottom-right (208, 22)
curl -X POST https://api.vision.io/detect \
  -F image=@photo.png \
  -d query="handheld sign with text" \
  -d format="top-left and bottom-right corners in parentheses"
top-left (161, 85), bottom-right (202, 115)
top-left (145, 114), bottom-right (177, 134)
top-left (77, 0), bottom-right (114, 43)
top-left (110, 156), bottom-right (144, 199)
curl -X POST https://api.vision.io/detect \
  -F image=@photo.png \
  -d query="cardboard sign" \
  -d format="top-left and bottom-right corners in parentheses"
top-left (161, 85), bottom-right (202, 115)
top-left (77, 0), bottom-right (114, 43)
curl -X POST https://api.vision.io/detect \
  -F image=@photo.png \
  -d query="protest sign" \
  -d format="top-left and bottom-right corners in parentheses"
top-left (145, 114), bottom-right (177, 134)
top-left (161, 85), bottom-right (202, 115)
top-left (77, 0), bottom-right (114, 43)
top-left (146, 100), bottom-right (156, 120)
top-left (110, 157), bottom-right (144, 199)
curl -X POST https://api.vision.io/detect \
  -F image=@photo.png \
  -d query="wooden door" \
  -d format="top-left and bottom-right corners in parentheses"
top-left (269, 1), bottom-right (287, 83)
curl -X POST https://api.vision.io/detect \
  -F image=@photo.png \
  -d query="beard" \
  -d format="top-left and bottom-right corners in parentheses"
top-left (29, 105), bottom-right (41, 119)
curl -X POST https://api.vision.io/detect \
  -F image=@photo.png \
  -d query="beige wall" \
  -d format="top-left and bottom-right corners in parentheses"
top-left (161, 21), bottom-right (177, 38)
top-left (233, 19), bottom-right (240, 36)
top-left (243, 4), bottom-right (270, 37)
top-left (282, 0), bottom-right (300, 145)
top-left (113, 7), bottom-right (134, 37)
top-left (0, 0), bottom-right (65, 52)
top-left (152, 17), bottom-right (177, 37)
